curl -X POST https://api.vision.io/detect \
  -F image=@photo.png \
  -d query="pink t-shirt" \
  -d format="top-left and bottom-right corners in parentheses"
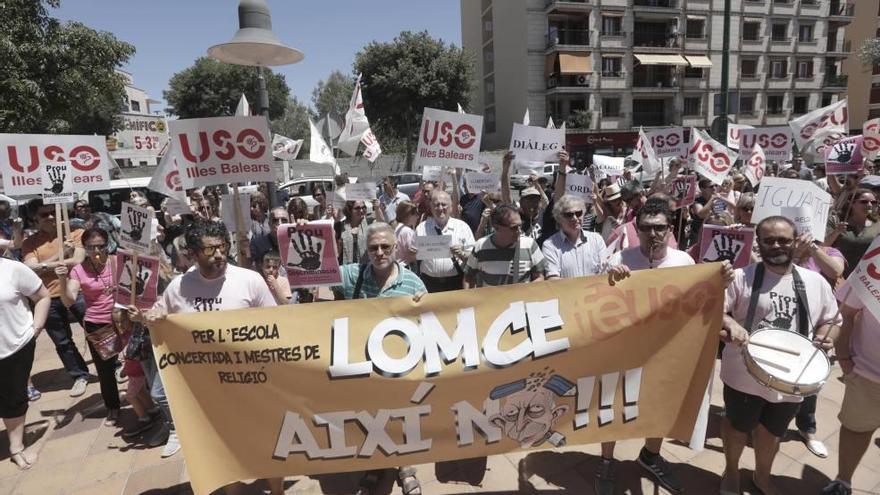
top-left (838, 284), bottom-right (880, 383)
top-left (71, 261), bottom-right (115, 324)
top-left (159, 264), bottom-right (277, 314)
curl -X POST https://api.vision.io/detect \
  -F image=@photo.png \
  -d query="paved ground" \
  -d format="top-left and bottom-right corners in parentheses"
top-left (2, 329), bottom-right (879, 495)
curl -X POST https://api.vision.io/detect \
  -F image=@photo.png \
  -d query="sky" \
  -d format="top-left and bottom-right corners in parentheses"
top-left (54, 1), bottom-right (462, 113)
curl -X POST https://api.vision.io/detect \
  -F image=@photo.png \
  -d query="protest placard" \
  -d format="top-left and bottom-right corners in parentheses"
top-left (647, 127), bottom-right (685, 158)
top-left (221, 192), bottom-right (251, 233)
top-left (169, 116), bottom-right (275, 187)
top-left (689, 128), bottom-right (736, 185)
top-left (846, 236), bottom-right (880, 321)
top-left (465, 172), bottom-right (501, 193)
top-left (699, 226), bottom-right (754, 268)
top-left (421, 166), bottom-right (455, 182)
top-left (115, 250), bottom-right (159, 310)
top-left (738, 126), bottom-right (793, 161)
top-left (752, 177), bottom-right (832, 240)
top-left (414, 234), bottom-right (453, 260)
top-left (565, 173), bottom-right (593, 203)
top-left (151, 264), bottom-right (723, 495)
top-left (593, 154), bottom-right (625, 178)
top-left (726, 124), bottom-right (754, 150)
top-left (509, 123), bottom-right (565, 162)
top-left (671, 175), bottom-right (696, 209)
top-left (278, 222), bottom-right (341, 288)
top-left (825, 135), bottom-right (864, 175)
top-left (0, 134), bottom-right (111, 196)
top-left (272, 134), bottom-right (303, 161)
top-left (345, 182), bottom-right (377, 201)
top-left (862, 119), bottom-right (880, 161)
top-left (414, 108), bottom-right (483, 171)
top-left (781, 206), bottom-right (813, 237)
top-left (744, 144), bottom-right (766, 187)
top-left (40, 161), bottom-right (75, 204)
top-left (119, 202), bottom-right (155, 253)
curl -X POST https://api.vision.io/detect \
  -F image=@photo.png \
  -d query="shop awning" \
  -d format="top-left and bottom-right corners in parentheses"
top-left (686, 55), bottom-right (713, 68)
top-left (547, 52), bottom-right (592, 75)
top-left (633, 53), bottom-right (689, 66)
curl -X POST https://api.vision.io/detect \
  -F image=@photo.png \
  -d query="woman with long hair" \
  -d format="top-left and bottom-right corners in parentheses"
top-left (336, 200), bottom-right (370, 265)
top-left (393, 200), bottom-right (420, 268)
top-left (826, 188), bottom-right (880, 278)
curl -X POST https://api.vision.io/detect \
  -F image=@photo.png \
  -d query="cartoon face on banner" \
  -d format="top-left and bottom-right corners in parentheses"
top-left (40, 161), bottom-right (75, 204)
top-left (278, 222), bottom-right (341, 288)
top-left (0, 134), bottom-right (111, 196)
top-left (671, 175), bottom-right (696, 209)
top-left (699, 226), bottom-right (754, 269)
top-left (488, 372), bottom-right (574, 448)
top-left (119, 202), bottom-right (155, 253)
top-left (114, 251), bottom-right (159, 310)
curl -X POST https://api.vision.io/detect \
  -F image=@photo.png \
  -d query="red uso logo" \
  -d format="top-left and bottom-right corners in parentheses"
top-left (863, 123), bottom-right (880, 152)
top-left (177, 128), bottom-right (267, 163)
top-left (801, 107), bottom-right (848, 140)
top-left (165, 170), bottom-right (183, 192)
top-left (741, 132), bottom-right (789, 150)
top-left (6, 144), bottom-right (101, 173)
top-left (652, 133), bottom-right (680, 148)
top-left (748, 154), bottom-right (765, 180)
top-left (422, 119), bottom-right (477, 149)
top-left (862, 246), bottom-right (880, 280)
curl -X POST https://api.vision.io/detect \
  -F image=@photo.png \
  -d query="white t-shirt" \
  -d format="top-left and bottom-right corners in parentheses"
top-left (160, 264), bottom-right (277, 314)
top-left (415, 217), bottom-right (475, 278)
top-left (722, 264), bottom-right (841, 403)
top-left (837, 284), bottom-right (880, 384)
top-left (0, 259), bottom-right (43, 358)
top-left (607, 246), bottom-right (695, 271)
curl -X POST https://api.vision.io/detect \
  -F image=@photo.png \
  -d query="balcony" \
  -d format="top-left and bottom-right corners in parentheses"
top-left (824, 74), bottom-right (848, 87)
top-left (547, 74), bottom-right (592, 89)
top-left (633, 0), bottom-right (678, 8)
top-left (547, 28), bottom-right (591, 49)
top-left (632, 110), bottom-right (671, 127)
top-left (633, 29), bottom-right (679, 48)
top-left (545, 0), bottom-right (592, 14)
top-left (828, 1), bottom-right (855, 22)
top-left (633, 75), bottom-right (678, 89)
top-left (826, 39), bottom-right (852, 57)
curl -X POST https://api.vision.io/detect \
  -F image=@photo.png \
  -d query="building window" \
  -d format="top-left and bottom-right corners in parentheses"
top-left (686, 18), bottom-right (706, 39)
top-left (793, 96), bottom-right (808, 114)
top-left (740, 95), bottom-right (756, 114)
top-left (130, 100), bottom-right (141, 113)
top-left (796, 60), bottom-right (814, 79)
top-left (601, 16), bottom-right (623, 36)
top-left (602, 98), bottom-right (621, 117)
top-left (685, 66), bottom-right (704, 78)
top-left (684, 97), bottom-right (701, 116)
top-left (869, 108), bottom-right (880, 119)
top-left (742, 22), bottom-right (761, 41)
top-left (770, 59), bottom-right (788, 79)
top-left (772, 0), bottom-right (790, 4)
top-left (798, 23), bottom-right (814, 42)
top-left (771, 22), bottom-right (788, 42)
top-left (601, 57), bottom-right (622, 77)
top-left (767, 95), bottom-right (784, 115)
top-left (822, 93), bottom-right (833, 106)
top-left (741, 59), bottom-right (758, 78)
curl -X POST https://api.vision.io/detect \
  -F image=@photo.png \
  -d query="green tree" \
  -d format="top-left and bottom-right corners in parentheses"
top-left (0, 0), bottom-right (135, 135)
top-left (859, 39), bottom-right (880, 66)
top-left (164, 58), bottom-right (290, 119)
top-left (311, 70), bottom-right (355, 119)
top-left (270, 96), bottom-right (313, 152)
top-left (353, 31), bottom-right (474, 168)
top-left (567, 110), bottom-right (592, 129)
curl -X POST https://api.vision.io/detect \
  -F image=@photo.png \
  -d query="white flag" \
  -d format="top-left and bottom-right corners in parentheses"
top-left (789, 98), bottom-right (848, 150)
top-left (361, 128), bottom-right (382, 163)
top-left (632, 127), bottom-right (662, 176)
top-left (272, 134), bottom-right (303, 161)
top-left (744, 143), bottom-right (766, 187)
top-left (523, 108), bottom-right (530, 126)
top-left (235, 94), bottom-right (250, 117)
top-left (309, 118), bottom-right (340, 174)
top-left (148, 146), bottom-right (189, 202)
top-left (862, 118), bottom-right (880, 161)
top-left (560, 121), bottom-right (566, 131)
top-left (547, 116), bottom-right (556, 129)
top-left (337, 75), bottom-right (373, 157)
top-left (689, 127), bottom-right (737, 185)
top-left (457, 103), bottom-right (465, 114)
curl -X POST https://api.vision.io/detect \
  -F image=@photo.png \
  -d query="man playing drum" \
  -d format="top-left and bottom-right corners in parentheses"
top-left (719, 216), bottom-right (841, 495)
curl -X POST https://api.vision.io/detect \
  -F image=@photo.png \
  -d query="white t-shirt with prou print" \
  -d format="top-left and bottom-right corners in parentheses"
top-left (159, 264), bottom-right (277, 314)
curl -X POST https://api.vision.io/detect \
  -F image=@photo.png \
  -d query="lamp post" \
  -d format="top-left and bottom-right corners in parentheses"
top-left (208, 0), bottom-right (303, 206)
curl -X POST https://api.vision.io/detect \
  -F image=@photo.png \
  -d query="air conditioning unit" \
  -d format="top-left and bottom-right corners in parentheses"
top-left (576, 74), bottom-right (590, 86)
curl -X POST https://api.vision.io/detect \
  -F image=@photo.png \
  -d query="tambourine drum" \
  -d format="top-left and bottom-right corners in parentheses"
top-left (742, 328), bottom-right (831, 397)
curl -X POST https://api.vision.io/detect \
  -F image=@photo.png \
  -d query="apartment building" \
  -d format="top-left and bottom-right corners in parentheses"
top-left (108, 70), bottom-right (168, 168)
top-left (842, 0), bottom-right (880, 129)
top-left (461, 0), bottom-right (855, 157)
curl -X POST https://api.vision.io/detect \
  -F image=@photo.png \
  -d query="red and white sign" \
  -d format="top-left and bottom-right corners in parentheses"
top-left (847, 235), bottom-right (880, 321)
top-left (646, 127), bottom-right (685, 158)
top-left (414, 108), bottom-right (483, 171)
top-left (148, 146), bottom-right (190, 202)
top-left (271, 134), bottom-right (303, 161)
top-left (744, 144), bottom-right (766, 187)
top-left (115, 250), bottom-right (160, 310)
top-left (689, 128), bottom-right (736, 185)
top-left (278, 221), bottom-right (341, 288)
top-left (632, 127), bottom-right (662, 176)
top-left (737, 126), bottom-right (793, 161)
top-left (789, 98), bottom-right (848, 149)
top-left (862, 119), bottom-right (880, 161)
top-left (671, 175), bottom-right (696, 209)
top-left (699, 226), bottom-right (754, 269)
top-left (0, 134), bottom-right (111, 196)
top-left (169, 116), bottom-right (275, 188)
top-left (825, 135), bottom-right (864, 175)
top-left (727, 124), bottom-right (754, 150)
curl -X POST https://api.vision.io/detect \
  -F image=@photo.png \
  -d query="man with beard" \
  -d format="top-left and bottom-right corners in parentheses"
top-left (719, 216), bottom-right (841, 495)
top-left (250, 207), bottom-right (288, 268)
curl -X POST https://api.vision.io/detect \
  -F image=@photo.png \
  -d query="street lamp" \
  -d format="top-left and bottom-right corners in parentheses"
top-left (208, 0), bottom-right (303, 206)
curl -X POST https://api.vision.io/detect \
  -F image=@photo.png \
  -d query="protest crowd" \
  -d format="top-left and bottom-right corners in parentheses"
top-left (1, 94), bottom-right (879, 495)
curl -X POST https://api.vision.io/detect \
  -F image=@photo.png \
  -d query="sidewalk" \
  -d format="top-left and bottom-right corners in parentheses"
top-left (1, 329), bottom-right (878, 495)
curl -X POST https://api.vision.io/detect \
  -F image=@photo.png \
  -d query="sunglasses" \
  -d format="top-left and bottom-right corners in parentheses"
top-left (637, 224), bottom-right (669, 234)
top-left (368, 243), bottom-right (395, 253)
top-left (84, 244), bottom-right (108, 251)
top-left (199, 244), bottom-right (229, 256)
top-left (562, 210), bottom-right (584, 219)
top-left (270, 217), bottom-right (287, 223)
top-left (759, 237), bottom-right (793, 247)
top-left (858, 199), bottom-right (877, 205)
top-left (353, 206), bottom-right (367, 211)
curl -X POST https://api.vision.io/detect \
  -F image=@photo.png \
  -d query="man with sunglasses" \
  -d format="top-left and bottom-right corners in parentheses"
top-left (250, 207), bottom-right (289, 269)
top-left (542, 195), bottom-right (607, 280)
top-left (463, 205), bottom-right (545, 288)
top-left (719, 216), bottom-right (841, 495)
top-left (21, 199), bottom-right (90, 397)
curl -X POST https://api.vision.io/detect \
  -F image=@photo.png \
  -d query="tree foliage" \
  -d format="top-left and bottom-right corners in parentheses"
top-left (567, 110), bottom-right (592, 130)
top-left (164, 58), bottom-right (290, 119)
top-left (311, 71), bottom-right (355, 119)
top-left (353, 31), bottom-right (474, 167)
top-left (270, 96), bottom-right (313, 152)
top-left (859, 39), bottom-right (880, 66)
top-left (0, 0), bottom-right (135, 135)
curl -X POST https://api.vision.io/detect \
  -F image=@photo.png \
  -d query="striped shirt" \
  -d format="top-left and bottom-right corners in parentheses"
top-left (465, 235), bottom-right (545, 287)
top-left (335, 261), bottom-right (426, 299)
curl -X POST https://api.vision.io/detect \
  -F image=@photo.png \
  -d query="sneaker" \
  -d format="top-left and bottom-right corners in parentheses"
top-left (594, 458), bottom-right (616, 495)
top-left (638, 449), bottom-right (683, 494)
top-left (146, 424), bottom-right (169, 448)
top-left (799, 430), bottom-right (829, 458)
top-left (122, 417), bottom-right (156, 439)
top-left (161, 431), bottom-right (181, 458)
top-left (69, 377), bottom-right (88, 397)
top-left (114, 366), bottom-right (128, 384)
top-left (821, 480), bottom-right (852, 495)
top-left (27, 385), bottom-right (41, 402)
top-left (104, 408), bottom-right (120, 426)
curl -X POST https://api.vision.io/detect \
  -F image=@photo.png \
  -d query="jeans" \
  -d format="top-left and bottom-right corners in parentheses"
top-left (796, 394), bottom-right (817, 434)
top-left (44, 297), bottom-right (89, 381)
top-left (139, 347), bottom-right (174, 431)
top-left (82, 321), bottom-right (120, 410)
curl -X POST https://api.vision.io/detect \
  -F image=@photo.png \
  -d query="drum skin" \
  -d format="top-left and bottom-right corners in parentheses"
top-left (742, 328), bottom-right (831, 397)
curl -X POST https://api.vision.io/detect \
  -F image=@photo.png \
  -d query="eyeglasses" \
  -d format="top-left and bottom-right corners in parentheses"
top-left (759, 236), bottom-right (794, 247)
top-left (739, 206), bottom-right (754, 212)
top-left (498, 223), bottom-right (522, 231)
top-left (199, 244), bottom-right (229, 256)
top-left (562, 210), bottom-right (584, 219)
top-left (270, 217), bottom-right (287, 223)
top-left (84, 244), bottom-right (108, 252)
top-left (858, 199), bottom-right (877, 205)
top-left (368, 243), bottom-right (394, 253)
top-left (637, 224), bottom-right (669, 234)
top-left (353, 206), bottom-right (367, 211)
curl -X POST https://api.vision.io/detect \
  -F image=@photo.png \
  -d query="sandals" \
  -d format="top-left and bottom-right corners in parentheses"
top-left (398, 466), bottom-right (421, 495)
top-left (10, 450), bottom-right (36, 470)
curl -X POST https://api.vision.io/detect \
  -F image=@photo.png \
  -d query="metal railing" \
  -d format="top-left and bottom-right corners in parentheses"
top-left (547, 74), bottom-right (592, 88)
top-left (824, 74), bottom-right (848, 87)
top-left (634, 0), bottom-right (678, 7)
top-left (545, 0), bottom-right (589, 7)
top-left (547, 28), bottom-right (591, 47)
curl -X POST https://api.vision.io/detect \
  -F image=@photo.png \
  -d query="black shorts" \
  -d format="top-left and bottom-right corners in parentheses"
top-left (723, 385), bottom-right (800, 437)
top-left (0, 338), bottom-right (36, 418)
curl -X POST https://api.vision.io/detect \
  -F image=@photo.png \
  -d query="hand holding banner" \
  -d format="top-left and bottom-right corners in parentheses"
top-left (670, 175), bottom-right (696, 209)
top-left (40, 161), bottom-right (75, 204)
top-left (465, 172), bottom-right (501, 193)
top-left (593, 155), bottom-right (625, 178)
top-left (119, 202), bottom-right (155, 254)
top-left (278, 222), bottom-right (341, 288)
top-left (414, 235), bottom-right (453, 260)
